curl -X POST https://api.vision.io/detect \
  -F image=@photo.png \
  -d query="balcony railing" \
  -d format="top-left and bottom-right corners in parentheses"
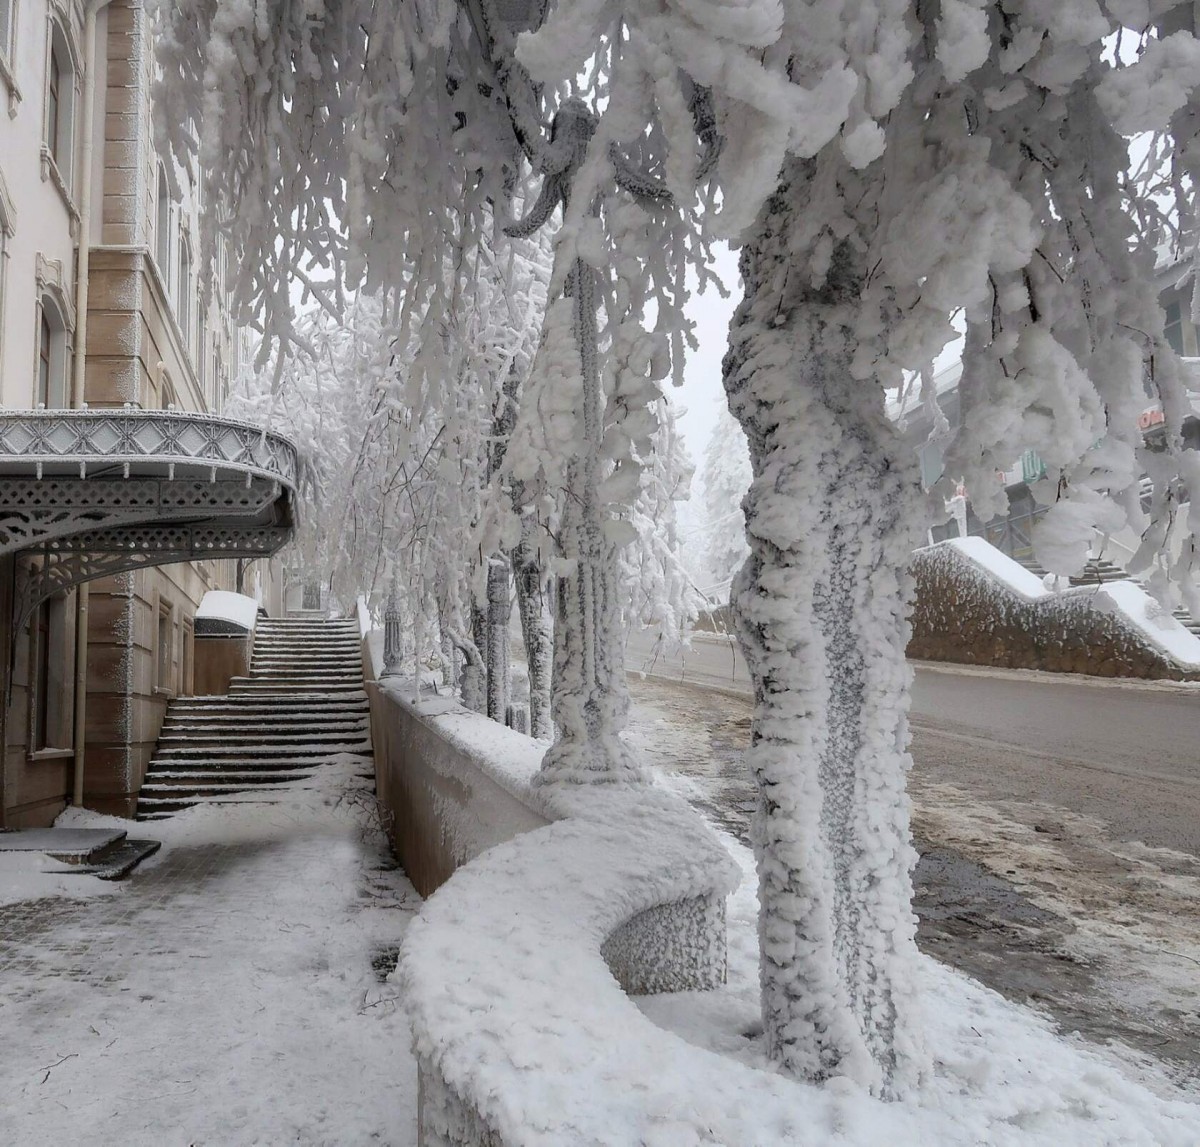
top-left (0, 406), bottom-right (298, 487)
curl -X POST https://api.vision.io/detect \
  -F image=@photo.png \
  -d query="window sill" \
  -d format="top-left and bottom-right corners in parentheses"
top-left (0, 52), bottom-right (21, 119)
top-left (29, 747), bottom-right (73, 763)
top-left (40, 146), bottom-right (79, 237)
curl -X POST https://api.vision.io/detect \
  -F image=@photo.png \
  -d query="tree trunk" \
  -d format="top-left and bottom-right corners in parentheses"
top-left (485, 556), bottom-right (511, 722)
top-left (538, 258), bottom-right (645, 784)
top-left (724, 167), bottom-right (926, 1095)
top-left (512, 521), bottom-right (553, 739)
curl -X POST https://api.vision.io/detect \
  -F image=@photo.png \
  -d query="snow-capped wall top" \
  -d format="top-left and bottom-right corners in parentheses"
top-left (946, 536), bottom-right (1049, 601)
top-left (194, 590), bottom-right (259, 634)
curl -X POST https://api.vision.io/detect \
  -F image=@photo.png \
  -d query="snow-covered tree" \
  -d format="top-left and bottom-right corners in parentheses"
top-left (618, 397), bottom-right (703, 643)
top-left (700, 401), bottom-right (752, 591)
top-left (157, 0), bottom-right (1200, 1099)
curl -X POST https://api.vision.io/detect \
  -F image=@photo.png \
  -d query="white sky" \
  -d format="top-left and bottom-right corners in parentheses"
top-left (673, 243), bottom-right (741, 467)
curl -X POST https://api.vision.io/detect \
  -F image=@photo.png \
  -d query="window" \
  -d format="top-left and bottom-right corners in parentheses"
top-left (198, 310), bottom-right (207, 398)
top-left (177, 235), bottom-right (191, 348)
top-left (155, 165), bottom-right (171, 281)
top-left (36, 294), bottom-right (69, 408)
top-left (30, 595), bottom-right (69, 752)
top-left (1164, 301), bottom-right (1186, 357)
top-left (38, 313), bottom-right (50, 401)
top-left (0, 178), bottom-right (12, 380)
top-left (44, 23), bottom-right (75, 186)
top-left (47, 47), bottom-right (59, 154)
top-left (156, 599), bottom-right (174, 692)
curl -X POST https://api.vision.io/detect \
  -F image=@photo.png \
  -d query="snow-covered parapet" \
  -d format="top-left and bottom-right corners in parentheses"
top-left (910, 538), bottom-right (1200, 678)
top-left (401, 781), bottom-right (741, 1144)
top-left (369, 686), bottom-right (742, 1143)
top-left (193, 590), bottom-right (260, 636)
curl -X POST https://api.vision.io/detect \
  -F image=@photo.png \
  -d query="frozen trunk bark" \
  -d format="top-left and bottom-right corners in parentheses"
top-left (538, 259), bottom-right (645, 784)
top-left (724, 167), bottom-right (926, 1095)
top-left (512, 513), bottom-right (553, 739)
top-left (485, 556), bottom-right (511, 722)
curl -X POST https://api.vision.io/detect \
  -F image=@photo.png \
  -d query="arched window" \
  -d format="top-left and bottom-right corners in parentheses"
top-left (36, 292), bottom-right (69, 408)
top-left (45, 21), bottom-right (76, 184)
top-left (177, 235), bottom-right (192, 348)
top-left (155, 164), bottom-right (171, 281)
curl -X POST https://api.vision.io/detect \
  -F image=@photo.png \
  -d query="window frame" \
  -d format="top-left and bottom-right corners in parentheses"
top-left (155, 164), bottom-right (172, 282)
top-left (177, 233), bottom-right (192, 351)
top-left (35, 291), bottom-right (70, 409)
top-left (155, 597), bottom-right (175, 694)
top-left (43, 17), bottom-right (78, 193)
top-left (29, 592), bottom-right (71, 754)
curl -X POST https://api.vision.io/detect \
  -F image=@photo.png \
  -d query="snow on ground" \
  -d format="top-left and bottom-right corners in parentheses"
top-left (0, 757), bottom-right (419, 1146)
top-left (634, 811), bottom-right (1200, 1144)
top-left (0, 849), bottom-right (124, 909)
top-left (194, 589), bottom-right (260, 631)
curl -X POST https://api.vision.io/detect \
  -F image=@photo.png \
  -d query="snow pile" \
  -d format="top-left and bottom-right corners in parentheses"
top-left (194, 590), bottom-right (259, 633)
top-left (917, 537), bottom-right (1200, 673)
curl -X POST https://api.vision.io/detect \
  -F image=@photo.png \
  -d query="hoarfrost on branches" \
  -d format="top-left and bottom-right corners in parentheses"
top-left (158, 0), bottom-right (1200, 1102)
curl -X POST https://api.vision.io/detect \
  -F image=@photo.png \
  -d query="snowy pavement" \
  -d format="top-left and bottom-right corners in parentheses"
top-left (625, 675), bottom-right (1200, 1093)
top-left (0, 758), bottom-right (419, 1146)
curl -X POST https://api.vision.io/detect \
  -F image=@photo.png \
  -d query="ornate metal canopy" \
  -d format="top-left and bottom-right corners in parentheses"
top-left (0, 408), bottom-right (299, 631)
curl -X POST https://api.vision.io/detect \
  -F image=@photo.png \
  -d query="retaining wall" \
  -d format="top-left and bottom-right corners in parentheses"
top-left (364, 676), bottom-right (740, 1144)
top-left (909, 538), bottom-right (1200, 680)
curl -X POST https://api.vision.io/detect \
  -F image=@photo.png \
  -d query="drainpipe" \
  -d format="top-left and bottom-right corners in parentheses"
top-left (71, 0), bottom-right (112, 807)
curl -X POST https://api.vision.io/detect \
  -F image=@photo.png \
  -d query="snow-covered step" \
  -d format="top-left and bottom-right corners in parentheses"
top-left (136, 795), bottom-right (293, 815)
top-left (139, 772), bottom-right (314, 787)
top-left (250, 658), bottom-right (363, 667)
top-left (251, 642), bottom-right (362, 652)
top-left (167, 697), bottom-right (369, 712)
top-left (248, 668), bottom-right (363, 678)
top-left (146, 759), bottom-right (332, 773)
top-left (229, 682), bottom-right (366, 694)
top-left (159, 720), bottom-right (368, 737)
top-left (151, 743), bottom-right (372, 762)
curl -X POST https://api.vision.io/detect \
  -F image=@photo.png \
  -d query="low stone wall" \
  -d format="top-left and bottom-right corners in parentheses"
top-left (364, 679), bottom-right (741, 1144)
top-left (909, 540), bottom-right (1200, 680)
top-left (365, 682), bottom-right (549, 897)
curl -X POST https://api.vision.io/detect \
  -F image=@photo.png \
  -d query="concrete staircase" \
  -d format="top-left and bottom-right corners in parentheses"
top-left (137, 618), bottom-right (371, 821)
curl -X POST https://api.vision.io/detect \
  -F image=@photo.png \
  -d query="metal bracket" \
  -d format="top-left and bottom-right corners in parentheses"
top-left (0, 477), bottom-right (282, 556)
top-left (14, 521), bottom-right (293, 634)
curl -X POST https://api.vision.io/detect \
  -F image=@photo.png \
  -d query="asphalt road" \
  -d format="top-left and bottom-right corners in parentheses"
top-left (625, 629), bottom-right (1200, 856)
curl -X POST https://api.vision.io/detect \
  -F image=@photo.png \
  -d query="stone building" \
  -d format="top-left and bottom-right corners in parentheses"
top-left (0, 0), bottom-right (295, 827)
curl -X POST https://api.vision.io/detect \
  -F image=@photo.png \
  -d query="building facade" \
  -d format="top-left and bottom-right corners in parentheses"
top-left (0, 0), bottom-right (293, 828)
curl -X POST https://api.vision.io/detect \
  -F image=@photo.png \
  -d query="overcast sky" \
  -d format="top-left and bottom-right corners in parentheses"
top-left (674, 242), bottom-right (741, 468)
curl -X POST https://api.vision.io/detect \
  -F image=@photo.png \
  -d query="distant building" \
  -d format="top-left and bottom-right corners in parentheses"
top-left (0, 0), bottom-right (296, 828)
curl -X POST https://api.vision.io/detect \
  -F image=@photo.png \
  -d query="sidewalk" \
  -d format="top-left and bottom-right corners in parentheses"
top-left (0, 758), bottom-right (419, 1146)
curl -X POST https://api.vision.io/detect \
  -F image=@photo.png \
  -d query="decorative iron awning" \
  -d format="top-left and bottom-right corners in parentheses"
top-left (0, 408), bottom-right (299, 630)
